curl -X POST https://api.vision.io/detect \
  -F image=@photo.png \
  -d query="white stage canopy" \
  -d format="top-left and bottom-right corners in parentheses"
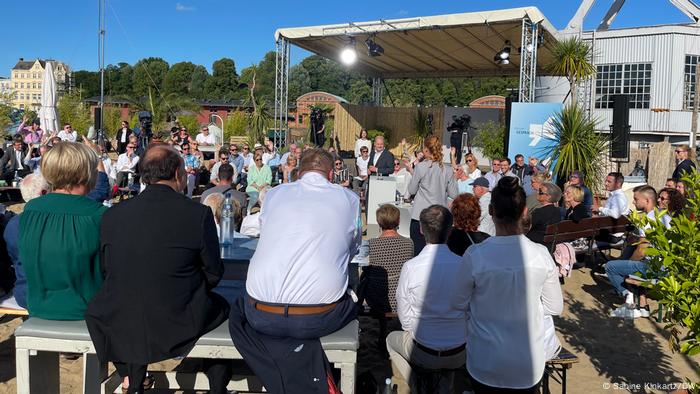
top-left (275, 7), bottom-right (561, 79)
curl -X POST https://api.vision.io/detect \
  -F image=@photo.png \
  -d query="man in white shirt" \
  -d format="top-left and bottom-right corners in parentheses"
top-left (115, 142), bottom-right (140, 187)
top-left (57, 124), bottom-right (78, 142)
top-left (471, 177), bottom-right (495, 236)
top-left (606, 185), bottom-right (671, 319)
top-left (595, 172), bottom-right (630, 218)
top-left (484, 158), bottom-right (502, 191)
top-left (228, 149), bottom-right (360, 393)
top-left (279, 143), bottom-right (296, 167)
top-left (195, 126), bottom-right (216, 146)
top-left (387, 205), bottom-right (467, 392)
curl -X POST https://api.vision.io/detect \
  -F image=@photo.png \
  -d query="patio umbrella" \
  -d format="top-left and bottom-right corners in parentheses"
top-left (38, 62), bottom-right (59, 135)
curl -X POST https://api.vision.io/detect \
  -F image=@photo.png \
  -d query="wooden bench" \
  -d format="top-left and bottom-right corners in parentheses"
top-left (543, 347), bottom-right (580, 394)
top-left (14, 317), bottom-right (359, 394)
top-left (543, 216), bottom-right (632, 264)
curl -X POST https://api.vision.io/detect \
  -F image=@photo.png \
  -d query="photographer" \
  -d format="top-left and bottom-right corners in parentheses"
top-left (447, 114), bottom-right (472, 165)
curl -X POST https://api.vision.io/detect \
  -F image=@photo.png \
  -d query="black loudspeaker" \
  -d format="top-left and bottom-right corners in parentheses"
top-left (610, 95), bottom-right (630, 160)
top-left (94, 107), bottom-right (102, 132)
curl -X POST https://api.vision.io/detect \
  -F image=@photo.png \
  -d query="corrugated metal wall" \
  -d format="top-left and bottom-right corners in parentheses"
top-left (582, 29), bottom-right (700, 135)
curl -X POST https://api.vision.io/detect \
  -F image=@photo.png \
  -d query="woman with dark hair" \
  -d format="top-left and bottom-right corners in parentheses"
top-left (405, 136), bottom-right (459, 255)
top-left (527, 182), bottom-right (563, 247)
top-left (657, 187), bottom-right (686, 217)
top-left (447, 193), bottom-right (490, 256)
top-left (455, 177), bottom-right (563, 393)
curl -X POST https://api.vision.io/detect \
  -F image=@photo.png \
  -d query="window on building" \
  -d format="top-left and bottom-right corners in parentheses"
top-left (19, 104), bottom-right (24, 110)
top-left (32, 83), bottom-right (36, 89)
top-left (20, 94), bottom-right (24, 100)
top-left (20, 83), bottom-right (24, 89)
top-left (38, 82), bottom-right (41, 89)
top-left (14, 83), bottom-right (17, 88)
top-left (684, 55), bottom-right (699, 110)
top-left (595, 63), bottom-right (652, 109)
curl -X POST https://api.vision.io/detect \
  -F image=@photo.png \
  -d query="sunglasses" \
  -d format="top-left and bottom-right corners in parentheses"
top-left (675, 150), bottom-right (683, 153)
top-left (183, 147), bottom-right (190, 150)
top-left (243, 147), bottom-right (249, 150)
top-left (255, 158), bottom-right (262, 162)
top-left (466, 159), bottom-right (473, 163)
top-left (221, 157), bottom-right (229, 161)
top-left (127, 146), bottom-right (135, 149)
top-left (230, 148), bottom-right (238, 151)
top-left (335, 162), bottom-right (343, 165)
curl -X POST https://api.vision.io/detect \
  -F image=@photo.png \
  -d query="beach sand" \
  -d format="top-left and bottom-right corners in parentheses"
top-left (0, 266), bottom-right (698, 393)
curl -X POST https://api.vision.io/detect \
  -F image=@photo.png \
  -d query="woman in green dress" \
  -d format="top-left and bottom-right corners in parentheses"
top-left (19, 142), bottom-right (108, 320)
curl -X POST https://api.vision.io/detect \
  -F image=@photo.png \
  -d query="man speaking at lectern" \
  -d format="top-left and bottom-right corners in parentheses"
top-left (368, 136), bottom-right (395, 177)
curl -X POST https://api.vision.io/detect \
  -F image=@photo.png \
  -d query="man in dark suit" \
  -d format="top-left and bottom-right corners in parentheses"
top-left (115, 120), bottom-right (133, 154)
top-left (368, 135), bottom-right (395, 176)
top-left (0, 135), bottom-right (30, 184)
top-left (85, 144), bottom-right (231, 394)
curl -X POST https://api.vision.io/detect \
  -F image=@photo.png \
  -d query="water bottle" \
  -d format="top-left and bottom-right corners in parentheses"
top-left (383, 378), bottom-right (395, 394)
top-left (127, 172), bottom-right (134, 188)
top-left (12, 171), bottom-right (20, 187)
top-left (220, 192), bottom-right (234, 259)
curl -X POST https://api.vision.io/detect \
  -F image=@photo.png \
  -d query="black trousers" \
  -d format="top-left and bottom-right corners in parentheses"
top-left (114, 359), bottom-right (232, 394)
top-left (410, 219), bottom-right (426, 256)
top-left (450, 132), bottom-right (463, 164)
top-left (467, 369), bottom-right (541, 394)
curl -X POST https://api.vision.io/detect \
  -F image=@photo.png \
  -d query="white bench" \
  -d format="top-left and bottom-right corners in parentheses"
top-left (15, 318), bottom-right (359, 394)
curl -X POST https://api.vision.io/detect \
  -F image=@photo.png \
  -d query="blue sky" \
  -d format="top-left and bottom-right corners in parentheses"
top-left (0, 0), bottom-right (692, 75)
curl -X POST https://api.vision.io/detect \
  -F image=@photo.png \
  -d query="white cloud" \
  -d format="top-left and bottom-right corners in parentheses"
top-left (175, 3), bottom-right (195, 12)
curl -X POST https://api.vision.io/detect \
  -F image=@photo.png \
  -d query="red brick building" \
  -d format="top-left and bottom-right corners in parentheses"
top-left (294, 91), bottom-right (347, 128)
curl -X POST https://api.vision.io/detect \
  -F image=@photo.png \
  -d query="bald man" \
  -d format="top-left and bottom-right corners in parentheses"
top-left (368, 136), bottom-right (395, 176)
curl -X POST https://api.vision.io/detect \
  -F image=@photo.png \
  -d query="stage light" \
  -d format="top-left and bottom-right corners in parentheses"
top-left (365, 36), bottom-right (384, 57)
top-left (494, 41), bottom-right (511, 65)
top-left (340, 38), bottom-right (357, 65)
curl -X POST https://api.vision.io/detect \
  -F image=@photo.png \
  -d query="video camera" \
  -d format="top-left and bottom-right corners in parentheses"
top-left (138, 111), bottom-right (153, 138)
top-left (447, 114), bottom-right (472, 133)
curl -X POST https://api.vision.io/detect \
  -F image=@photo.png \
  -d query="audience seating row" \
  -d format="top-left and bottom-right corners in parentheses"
top-left (14, 317), bottom-right (359, 394)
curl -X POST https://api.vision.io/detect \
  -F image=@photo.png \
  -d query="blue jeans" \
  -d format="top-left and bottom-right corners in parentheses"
top-left (605, 260), bottom-right (648, 296)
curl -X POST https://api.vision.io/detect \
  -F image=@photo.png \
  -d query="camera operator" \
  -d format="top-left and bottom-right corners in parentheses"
top-left (447, 114), bottom-right (472, 165)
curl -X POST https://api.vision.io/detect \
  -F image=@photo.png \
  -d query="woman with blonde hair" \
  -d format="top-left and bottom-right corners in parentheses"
top-left (405, 136), bottom-right (459, 254)
top-left (563, 185), bottom-right (591, 222)
top-left (453, 152), bottom-right (482, 194)
top-left (20, 142), bottom-right (108, 320)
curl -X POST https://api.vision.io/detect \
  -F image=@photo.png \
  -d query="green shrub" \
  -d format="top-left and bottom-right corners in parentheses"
top-left (225, 111), bottom-right (248, 141)
top-left (367, 128), bottom-right (391, 145)
top-left (633, 168), bottom-right (700, 385)
top-left (473, 121), bottom-right (504, 160)
top-left (177, 115), bottom-right (200, 137)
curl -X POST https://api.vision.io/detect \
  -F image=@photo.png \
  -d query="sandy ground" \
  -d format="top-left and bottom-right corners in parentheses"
top-left (0, 266), bottom-right (697, 393)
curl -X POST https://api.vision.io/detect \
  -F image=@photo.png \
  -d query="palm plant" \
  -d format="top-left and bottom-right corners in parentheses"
top-left (243, 67), bottom-right (272, 145)
top-left (121, 88), bottom-right (198, 130)
top-left (548, 37), bottom-right (596, 105)
top-left (541, 105), bottom-right (608, 193)
top-left (412, 109), bottom-right (431, 149)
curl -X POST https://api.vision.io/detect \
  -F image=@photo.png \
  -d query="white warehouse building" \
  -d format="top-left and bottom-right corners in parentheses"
top-left (537, 0), bottom-right (700, 145)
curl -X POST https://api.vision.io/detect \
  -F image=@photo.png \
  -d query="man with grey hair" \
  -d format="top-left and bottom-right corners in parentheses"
top-left (2, 173), bottom-right (50, 308)
top-left (388, 205), bottom-right (468, 392)
top-left (368, 135), bottom-right (395, 176)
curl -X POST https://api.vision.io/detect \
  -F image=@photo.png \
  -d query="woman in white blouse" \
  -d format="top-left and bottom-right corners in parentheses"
top-left (454, 176), bottom-right (563, 393)
top-left (354, 129), bottom-right (372, 158)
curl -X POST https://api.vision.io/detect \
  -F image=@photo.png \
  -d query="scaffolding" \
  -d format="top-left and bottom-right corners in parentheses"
top-left (273, 38), bottom-right (290, 148)
top-left (518, 18), bottom-right (539, 102)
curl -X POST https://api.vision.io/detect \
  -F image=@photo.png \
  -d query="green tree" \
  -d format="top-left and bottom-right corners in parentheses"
top-left (547, 37), bottom-right (596, 105)
top-left (190, 65), bottom-right (210, 99)
top-left (240, 52), bottom-right (276, 102)
top-left (540, 105), bottom-right (608, 193)
top-left (57, 91), bottom-right (91, 136)
top-left (105, 63), bottom-right (133, 96)
top-left (164, 62), bottom-right (197, 96)
top-left (473, 121), bottom-right (505, 160)
top-left (347, 79), bottom-right (373, 105)
top-left (176, 114), bottom-right (201, 136)
top-left (132, 57), bottom-right (170, 98)
top-left (289, 64), bottom-right (311, 101)
top-left (101, 106), bottom-right (124, 138)
top-left (204, 58), bottom-right (240, 100)
top-left (224, 110), bottom-right (248, 139)
top-left (440, 80), bottom-right (459, 106)
top-left (73, 70), bottom-right (100, 98)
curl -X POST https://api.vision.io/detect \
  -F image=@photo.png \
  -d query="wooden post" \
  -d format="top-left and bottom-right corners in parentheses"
top-left (692, 62), bottom-right (700, 149)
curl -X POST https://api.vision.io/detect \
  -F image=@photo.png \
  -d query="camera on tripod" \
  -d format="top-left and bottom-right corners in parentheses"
top-left (138, 111), bottom-right (153, 138)
top-left (447, 114), bottom-right (472, 133)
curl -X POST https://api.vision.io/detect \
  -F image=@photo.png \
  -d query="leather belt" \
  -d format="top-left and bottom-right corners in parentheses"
top-left (413, 340), bottom-right (465, 357)
top-left (249, 297), bottom-right (340, 316)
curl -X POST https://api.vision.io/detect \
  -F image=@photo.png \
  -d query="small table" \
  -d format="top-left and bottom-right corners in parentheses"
top-left (215, 237), bottom-right (258, 303)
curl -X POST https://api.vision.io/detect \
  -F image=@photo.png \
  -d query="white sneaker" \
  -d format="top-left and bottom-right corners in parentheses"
top-left (624, 292), bottom-right (635, 305)
top-left (637, 307), bottom-right (650, 318)
top-left (610, 305), bottom-right (630, 317)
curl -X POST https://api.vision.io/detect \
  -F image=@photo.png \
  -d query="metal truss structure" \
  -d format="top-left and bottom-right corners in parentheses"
top-left (273, 38), bottom-right (290, 148)
top-left (518, 18), bottom-right (539, 103)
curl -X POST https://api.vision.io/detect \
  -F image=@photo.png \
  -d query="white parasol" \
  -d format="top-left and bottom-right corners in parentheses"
top-left (38, 62), bottom-right (59, 135)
